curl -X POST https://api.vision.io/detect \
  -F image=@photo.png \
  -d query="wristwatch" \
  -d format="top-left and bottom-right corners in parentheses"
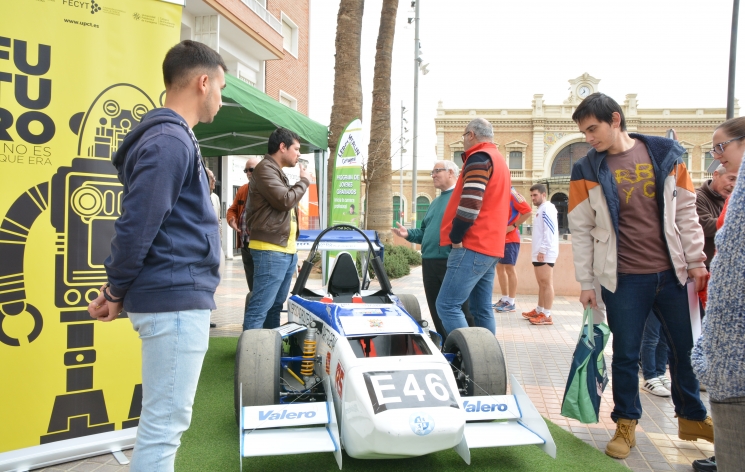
top-left (103, 283), bottom-right (124, 303)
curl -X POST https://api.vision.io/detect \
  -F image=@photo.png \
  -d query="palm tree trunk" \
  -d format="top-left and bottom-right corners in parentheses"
top-left (328, 0), bottom-right (364, 218)
top-left (365, 0), bottom-right (398, 245)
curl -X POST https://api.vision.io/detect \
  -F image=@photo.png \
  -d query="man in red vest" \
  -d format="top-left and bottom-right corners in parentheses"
top-left (437, 118), bottom-right (512, 334)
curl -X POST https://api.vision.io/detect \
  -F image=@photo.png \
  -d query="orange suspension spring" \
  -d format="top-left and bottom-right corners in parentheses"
top-left (300, 339), bottom-right (317, 376)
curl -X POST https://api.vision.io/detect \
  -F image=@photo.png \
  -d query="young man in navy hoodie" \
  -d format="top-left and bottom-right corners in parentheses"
top-left (87, 40), bottom-right (226, 471)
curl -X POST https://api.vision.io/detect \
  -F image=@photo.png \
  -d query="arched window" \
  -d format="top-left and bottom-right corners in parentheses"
top-left (393, 196), bottom-right (403, 227)
top-left (508, 151), bottom-right (523, 170)
top-left (551, 192), bottom-right (569, 235)
top-left (452, 151), bottom-right (464, 169)
top-left (416, 196), bottom-right (430, 229)
top-left (677, 142), bottom-right (694, 169)
top-left (682, 151), bottom-right (689, 168)
top-left (551, 142), bottom-right (592, 176)
top-left (704, 151), bottom-right (715, 173)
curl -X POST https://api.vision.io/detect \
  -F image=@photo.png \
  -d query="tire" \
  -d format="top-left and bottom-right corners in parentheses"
top-left (397, 294), bottom-right (422, 322)
top-left (234, 329), bottom-right (282, 424)
top-left (443, 327), bottom-right (507, 396)
top-left (243, 291), bottom-right (252, 315)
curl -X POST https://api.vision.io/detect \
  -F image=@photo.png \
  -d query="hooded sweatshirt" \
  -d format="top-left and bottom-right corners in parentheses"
top-left (105, 108), bottom-right (220, 313)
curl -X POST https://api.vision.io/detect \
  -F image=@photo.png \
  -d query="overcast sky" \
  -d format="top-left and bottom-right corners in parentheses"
top-left (309, 0), bottom-right (745, 169)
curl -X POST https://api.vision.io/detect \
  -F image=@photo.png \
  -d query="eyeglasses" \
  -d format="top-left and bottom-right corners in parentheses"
top-left (243, 167), bottom-right (255, 173)
top-left (711, 135), bottom-right (745, 155)
top-left (430, 168), bottom-right (448, 177)
top-left (461, 131), bottom-right (472, 140)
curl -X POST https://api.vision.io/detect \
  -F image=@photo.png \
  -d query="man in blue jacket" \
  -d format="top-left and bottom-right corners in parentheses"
top-left (87, 40), bottom-right (226, 471)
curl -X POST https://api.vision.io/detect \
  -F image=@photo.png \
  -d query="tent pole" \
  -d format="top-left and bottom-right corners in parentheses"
top-left (320, 149), bottom-right (328, 229)
top-left (728, 0), bottom-right (740, 119)
top-left (320, 149), bottom-right (328, 282)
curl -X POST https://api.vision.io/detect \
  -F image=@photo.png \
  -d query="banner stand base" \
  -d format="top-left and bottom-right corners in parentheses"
top-left (0, 428), bottom-right (137, 472)
top-left (111, 450), bottom-right (130, 465)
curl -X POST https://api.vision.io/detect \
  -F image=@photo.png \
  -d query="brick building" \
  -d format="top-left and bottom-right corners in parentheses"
top-left (264, 1), bottom-right (309, 114)
top-left (433, 73), bottom-right (734, 234)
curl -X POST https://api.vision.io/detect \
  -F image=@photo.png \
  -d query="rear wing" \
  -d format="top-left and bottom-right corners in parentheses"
top-left (454, 375), bottom-right (556, 464)
top-left (296, 229), bottom-right (382, 252)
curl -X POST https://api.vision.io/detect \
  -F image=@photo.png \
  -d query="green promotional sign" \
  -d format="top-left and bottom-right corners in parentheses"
top-left (330, 119), bottom-right (362, 227)
top-left (325, 119), bottom-right (363, 285)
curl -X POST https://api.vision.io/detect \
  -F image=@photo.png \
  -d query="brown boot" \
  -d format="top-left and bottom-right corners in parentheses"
top-left (678, 416), bottom-right (714, 443)
top-left (605, 418), bottom-right (637, 459)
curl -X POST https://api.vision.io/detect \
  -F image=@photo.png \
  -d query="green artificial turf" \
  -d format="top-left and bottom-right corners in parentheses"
top-left (176, 337), bottom-right (629, 472)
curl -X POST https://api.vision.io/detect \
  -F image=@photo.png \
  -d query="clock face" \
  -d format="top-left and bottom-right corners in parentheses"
top-left (578, 86), bottom-right (591, 98)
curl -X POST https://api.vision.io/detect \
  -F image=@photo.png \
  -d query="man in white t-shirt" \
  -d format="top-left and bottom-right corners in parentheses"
top-left (206, 168), bottom-right (223, 328)
top-left (522, 183), bottom-right (559, 325)
top-left (206, 169), bottom-right (222, 238)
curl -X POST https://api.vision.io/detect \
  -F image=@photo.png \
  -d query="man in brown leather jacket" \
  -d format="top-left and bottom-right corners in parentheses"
top-left (243, 128), bottom-right (310, 330)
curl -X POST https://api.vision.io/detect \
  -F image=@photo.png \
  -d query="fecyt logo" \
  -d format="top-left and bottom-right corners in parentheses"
top-left (61, 0), bottom-right (101, 13)
top-left (462, 400), bottom-right (508, 413)
top-left (62, 1), bottom-right (88, 8)
top-left (258, 409), bottom-right (316, 421)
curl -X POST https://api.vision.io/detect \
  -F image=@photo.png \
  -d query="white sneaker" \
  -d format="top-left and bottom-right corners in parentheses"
top-left (642, 377), bottom-right (671, 397)
top-left (658, 375), bottom-right (671, 391)
top-left (493, 300), bottom-right (508, 309)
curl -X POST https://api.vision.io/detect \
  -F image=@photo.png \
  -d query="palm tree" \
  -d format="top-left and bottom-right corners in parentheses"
top-left (328, 0), bottom-right (364, 217)
top-left (364, 0), bottom-right (398, 245)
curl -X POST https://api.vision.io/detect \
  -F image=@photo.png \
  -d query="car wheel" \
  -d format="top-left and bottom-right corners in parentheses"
top-left (443, 327), bottom-right (507, 396)
top-left (234, 329), bottom-right (281, 424)
top-left (397, 294), bottom-right (422, 322)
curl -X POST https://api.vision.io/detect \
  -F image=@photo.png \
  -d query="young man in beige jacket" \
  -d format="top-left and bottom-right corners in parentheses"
top-left (568, 93), bottom-right (711, 459)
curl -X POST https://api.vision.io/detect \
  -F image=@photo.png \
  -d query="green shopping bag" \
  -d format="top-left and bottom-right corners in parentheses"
top-left (561, 306), bottom-right (611, 424)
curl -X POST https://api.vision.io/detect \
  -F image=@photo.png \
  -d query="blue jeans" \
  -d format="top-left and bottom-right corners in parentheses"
top-left (601, 269), bottom-right (706, 422)
top-left (128, 310), bottom-right (210, 472)
top-left (641, 311), bottom-right (668, 380)
top-left (243, 250), bottom-right (297, 330)
top-left (435, 247), bottom-right (499, 335)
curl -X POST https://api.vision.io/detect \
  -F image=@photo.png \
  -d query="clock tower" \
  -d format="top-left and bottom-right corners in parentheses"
top-left (564, 73), bottom-right (601, 105)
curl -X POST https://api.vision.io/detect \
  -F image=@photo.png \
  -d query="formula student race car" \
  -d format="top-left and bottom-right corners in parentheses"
top-left (234, 225), bottom-right (556, 469)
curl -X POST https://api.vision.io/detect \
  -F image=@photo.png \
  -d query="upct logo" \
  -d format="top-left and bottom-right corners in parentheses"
top-left (133, 13), bottom-right (141, 20)
top-left (409, 412), bottom-right (435, 436)
top-left (91, 0), bottom-right (101, 14)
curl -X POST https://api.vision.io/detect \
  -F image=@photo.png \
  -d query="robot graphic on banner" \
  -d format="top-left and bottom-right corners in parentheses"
top-left (0, 83), bottom-right (161, 443)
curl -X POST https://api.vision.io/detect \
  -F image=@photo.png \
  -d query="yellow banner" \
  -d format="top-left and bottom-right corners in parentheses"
top-left (0, 0), bottom-right (181, 455)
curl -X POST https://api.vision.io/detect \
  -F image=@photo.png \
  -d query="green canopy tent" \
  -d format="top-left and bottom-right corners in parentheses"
top-left (194, 73), bottom-right (330, 229)
top-left (193, 73), bottom-right (328, 156)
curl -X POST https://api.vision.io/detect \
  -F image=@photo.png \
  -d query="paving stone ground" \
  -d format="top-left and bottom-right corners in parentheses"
top-left (37, 258), bottom-right (712, 472)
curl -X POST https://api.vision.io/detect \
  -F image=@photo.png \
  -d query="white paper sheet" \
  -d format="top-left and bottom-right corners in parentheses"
top-left (687, 279), bottom-right (702, 341)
